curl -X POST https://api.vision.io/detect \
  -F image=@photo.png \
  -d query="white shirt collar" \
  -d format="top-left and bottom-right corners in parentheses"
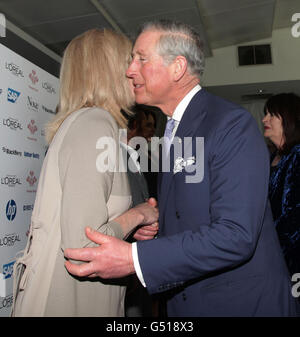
top-left (171, 84), bottom-right (201, 123)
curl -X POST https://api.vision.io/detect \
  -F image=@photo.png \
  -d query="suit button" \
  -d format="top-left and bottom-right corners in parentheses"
top-left (176, 211), bottom-right (180, 219)
top-left (182, 293), bottom-right (187, 301)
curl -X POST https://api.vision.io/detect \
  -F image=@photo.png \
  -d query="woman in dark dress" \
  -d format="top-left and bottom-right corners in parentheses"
top-left (262, 93), bottom-right (300, 276)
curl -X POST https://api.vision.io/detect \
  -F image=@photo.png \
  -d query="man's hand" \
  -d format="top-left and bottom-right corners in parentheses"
top-left (64, 227), bottom-right (135, 279)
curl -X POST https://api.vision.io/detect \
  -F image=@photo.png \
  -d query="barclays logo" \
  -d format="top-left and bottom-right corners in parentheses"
top-left (7, 88), bottom-right (20, 103)
top-left (6, 199), bottom-right (17, 221)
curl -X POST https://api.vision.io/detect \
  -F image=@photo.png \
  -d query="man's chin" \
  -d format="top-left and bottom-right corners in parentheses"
top-left (134, 95), bottom-right (147, 105)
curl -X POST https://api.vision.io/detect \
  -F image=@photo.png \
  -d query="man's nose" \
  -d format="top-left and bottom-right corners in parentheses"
top-left (126, 59), bottom-right (137, 78)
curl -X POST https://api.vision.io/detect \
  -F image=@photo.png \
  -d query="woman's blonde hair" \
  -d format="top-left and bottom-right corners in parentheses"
top-left (46, 28), bottom-right (134, 143)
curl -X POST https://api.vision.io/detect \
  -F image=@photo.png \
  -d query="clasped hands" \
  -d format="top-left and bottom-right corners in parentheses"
top-left (64, 198), bottom-right (158, 279)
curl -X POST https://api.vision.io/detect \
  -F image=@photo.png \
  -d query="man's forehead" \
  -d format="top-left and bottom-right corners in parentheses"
top-left (133, 30), bottom-right (161, 52)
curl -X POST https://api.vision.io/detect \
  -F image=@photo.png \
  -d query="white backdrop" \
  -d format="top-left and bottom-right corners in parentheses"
top-left (0, 43), bottom-right (59, 316)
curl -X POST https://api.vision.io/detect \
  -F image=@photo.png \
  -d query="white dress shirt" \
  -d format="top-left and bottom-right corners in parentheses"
top-left (132, 84), bottom-right (201, 287)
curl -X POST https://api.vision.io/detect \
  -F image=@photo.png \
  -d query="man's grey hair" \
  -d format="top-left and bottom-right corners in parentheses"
top-left (137, 19), bottom-right (205, 79)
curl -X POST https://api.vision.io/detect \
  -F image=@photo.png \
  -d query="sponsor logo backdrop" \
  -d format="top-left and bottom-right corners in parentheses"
top-left (0, 43), bottom-right (59, 316)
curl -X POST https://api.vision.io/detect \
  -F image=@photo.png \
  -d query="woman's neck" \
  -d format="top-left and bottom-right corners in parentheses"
top-left (271, 135), bottom-right (284, 150)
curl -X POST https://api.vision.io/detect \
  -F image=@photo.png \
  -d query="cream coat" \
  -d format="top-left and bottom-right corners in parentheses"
top-left (11, 107), bottom-right (132, 316)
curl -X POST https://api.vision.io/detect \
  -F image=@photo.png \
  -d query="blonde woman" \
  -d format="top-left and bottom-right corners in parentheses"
top-left (11, 29), bottom-right (158, 317)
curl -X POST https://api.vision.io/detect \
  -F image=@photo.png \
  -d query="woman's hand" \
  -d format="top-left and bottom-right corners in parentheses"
top-left (133, 222), bottom-right (158, 240)
top-left (133, 197), bottom-right (159, 225)
top-left (113, 197), bottom-right (159, 238)
top-left (132, 198), bottom-right (159, 240)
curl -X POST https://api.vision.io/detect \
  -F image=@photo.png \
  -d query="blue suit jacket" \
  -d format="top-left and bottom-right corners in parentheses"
top-left (137, 89), bottom-right (299, 317)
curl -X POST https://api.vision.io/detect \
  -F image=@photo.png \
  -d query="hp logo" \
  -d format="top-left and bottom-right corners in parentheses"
top-left (6, 199), bottom-right (17, 221)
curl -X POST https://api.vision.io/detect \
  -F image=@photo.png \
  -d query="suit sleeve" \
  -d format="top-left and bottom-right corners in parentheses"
top-left (58, 110), bottom-right (125, 251)
top-left (136, 109), bottom-right (271, 294)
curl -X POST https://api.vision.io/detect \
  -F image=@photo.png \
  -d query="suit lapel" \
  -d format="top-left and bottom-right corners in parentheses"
top-left (158, 89), bottom-right (209, 221)
top-left (175, 89), bottom-right (208, 139)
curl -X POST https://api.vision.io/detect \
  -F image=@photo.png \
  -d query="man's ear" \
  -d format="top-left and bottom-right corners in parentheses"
top-left (172, 56), bottom-right (188, 81)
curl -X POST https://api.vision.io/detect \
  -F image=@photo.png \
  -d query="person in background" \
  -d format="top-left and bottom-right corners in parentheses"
top-left (128, 104), bottom-right (157, 142)
top-left (120, 108), bottom-right (155, 317)
top-left (121, 107), bottom-right (150, 211)
top-left (11, 28), bottom-right (158, 317)
top-left (262, 93), bottom-right (300, 277)
top-left (128, 104), bottom-right (159, 199)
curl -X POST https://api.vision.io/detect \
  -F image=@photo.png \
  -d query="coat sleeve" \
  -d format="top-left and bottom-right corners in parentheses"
top-left (136, 109), bottom-right (271, 294)
top-left (58, 109), bottom-right (128, 250)
top-left (275, 148), bottom-right (300, 275)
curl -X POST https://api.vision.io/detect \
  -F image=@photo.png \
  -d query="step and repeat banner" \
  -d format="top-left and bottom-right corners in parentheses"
top-left (0, 42), bottom-right (59, 316)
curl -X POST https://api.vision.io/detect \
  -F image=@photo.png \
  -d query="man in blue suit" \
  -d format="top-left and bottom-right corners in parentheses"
top-left (64, 19), bottom-right (299, 316)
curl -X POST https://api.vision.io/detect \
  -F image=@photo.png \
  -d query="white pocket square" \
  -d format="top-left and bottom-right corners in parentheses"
top-left (173, 156), bottom-right (196, 174)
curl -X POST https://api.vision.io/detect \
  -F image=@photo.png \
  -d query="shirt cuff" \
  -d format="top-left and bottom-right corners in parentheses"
top-left (132, 242), bottom-right (146, 287)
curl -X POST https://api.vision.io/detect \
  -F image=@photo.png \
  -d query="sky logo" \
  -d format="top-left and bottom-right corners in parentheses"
top-left (6, 199), bottom-right (17, 221)
top-left (2, 261), bottom-right (15, 280)
top-left (7, 88), bottom-right (21, 103)
top-left (292, 13), bottom-right (300, 38)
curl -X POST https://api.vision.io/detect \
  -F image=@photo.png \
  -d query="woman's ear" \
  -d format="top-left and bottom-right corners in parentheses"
top-left (172, 56), bottom-right (188, 81)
